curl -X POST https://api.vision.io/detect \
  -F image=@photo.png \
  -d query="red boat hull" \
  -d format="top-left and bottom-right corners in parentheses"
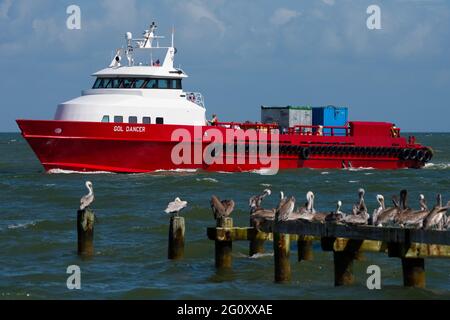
top-left (16, 120), bottom-right (429, 173)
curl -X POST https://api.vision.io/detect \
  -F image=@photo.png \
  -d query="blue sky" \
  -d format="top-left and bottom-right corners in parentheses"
top-left (0, 0), bottom-right (449, 132)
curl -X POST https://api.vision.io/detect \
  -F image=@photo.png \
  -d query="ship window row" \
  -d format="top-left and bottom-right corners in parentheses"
top-left (101, 115), bottom-right (164, 124)
top-left (92, 78), bottom-right (182, 90)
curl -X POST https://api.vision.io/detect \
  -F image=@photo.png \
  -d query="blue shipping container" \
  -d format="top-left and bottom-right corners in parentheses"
top-left (312, 106), bottom-right (348, 135)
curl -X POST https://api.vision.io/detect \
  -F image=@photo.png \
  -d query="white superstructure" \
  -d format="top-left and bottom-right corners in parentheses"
top-left (55, 22), bottom-right (206, 126)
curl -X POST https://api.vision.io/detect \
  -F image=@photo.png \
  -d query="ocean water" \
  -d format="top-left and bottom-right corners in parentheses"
top-left (0, 132), bottom-right (449, 300)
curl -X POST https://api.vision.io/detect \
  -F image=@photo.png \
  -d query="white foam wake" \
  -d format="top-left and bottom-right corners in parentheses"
top-left (345, 167), bottom-right (375, 172)
top-left (424, 163), bottom-right (450, 170)
top-left (48, 169), bottom-right (115, 175)
top-left (154, 168), bottom-right (199, 173)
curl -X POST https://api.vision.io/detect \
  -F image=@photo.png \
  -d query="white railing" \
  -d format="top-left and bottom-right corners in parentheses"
top-left (185, 92), bottom-right (205, 108)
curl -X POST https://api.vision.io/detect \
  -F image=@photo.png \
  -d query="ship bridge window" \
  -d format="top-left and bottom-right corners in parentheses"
top-left (128, 116), bottom-right (138, 124)
top-left (110, 79), bottom-right (122, 88)
top-left (132, 79), bottom-right (146, 88)
top-left (143, 117), bottom-right (151, 124)
top-left (93, 78), bottom-right (107, 89)
top-left (169, 79), bottom-right (182, 89)
top-left (114, 116), bottom-right (123, 123)
top-left (120, 79), bottom-right (134, 88)
top-left (156, 117), bottom-right (164, 124)
top-left (92, 77), bottom-right (182, 90)
top-left (145, 79), bottom-right (158, 89)
top-left (158, 79), bottom-right (169, 89)
top-left (101, 115), bottom-right (110, 123)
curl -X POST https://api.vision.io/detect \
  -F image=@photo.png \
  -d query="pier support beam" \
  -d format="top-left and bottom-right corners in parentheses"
top-left (77, 208), bottom-right (95, 257)
top-left (333, 239), bottom-right (362, 286)
top-left (215, 218), bottom-right (233, 269)
top-left (168, 216), bottom-right (185, 260)
top-left (401, 258), bottom-right (425, 288)
top-left (249, 220), bottom-right (265, 256)
top-left (297, 236), bottom-right (313, 261)
top-left (274, 232), bottom-right (291, 283)
top-left (333, 251), bottom-right (355, 286)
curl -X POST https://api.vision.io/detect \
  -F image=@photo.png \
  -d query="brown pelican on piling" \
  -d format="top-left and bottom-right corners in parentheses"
top-left (306, 192), bottom-right (331, 222)
top-left (423, 194), bottom-right (450, 230)
top-left (373, 195), bottom-right (401, 227)
top-left (249, 189), bottom-right (276, 229)
top-left (249, 189), bottom-right (271, 212)
top-left (80, 181), bottom-right (95, 210)
top-left (275, 192), bottom-right (295, 222)
top-left (292, 191), bottom-right (316, 221)
top-left (395, 193), bottom-right (429, 228)
top-left (325, 201), bottom-right (346, 222)
top-left (343, 188), bottom-right (369, 225)
top-left (210, 195), bottom-right (235, 219)
top-left (165, 197), bottom-right (188, 217)
top-left (352, 188), bottom-right (368, 215)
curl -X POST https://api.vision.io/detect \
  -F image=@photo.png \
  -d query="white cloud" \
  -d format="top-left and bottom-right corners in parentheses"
top-left (321, 0), bottom-right (335, 5)
top-left (270, 8), bottom-right (300, 26)
top-left (181, 1), bottom-right (225, 33)
top-left (0, 0), bottom-right (12, 19)
top-left (393, 24), bottom-right (433, 58)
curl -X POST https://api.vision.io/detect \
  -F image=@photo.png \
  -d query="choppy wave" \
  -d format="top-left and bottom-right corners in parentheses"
top-left (196, 178), bottom-right (218, 183)
top-left (321, 171), bottom-right (329, 175)
top-left (424, 163), bottom-right (450, 170)
top-left (260, 183), bottom-right (272, 187)
top-left (248, 252), bottom-right (274, 259)
top-left (8, 221), bottom-right (36, 230)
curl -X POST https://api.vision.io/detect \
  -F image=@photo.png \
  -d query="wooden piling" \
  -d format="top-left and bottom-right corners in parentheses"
top-left (215, 217), bottom-right (233, 269)
top-left (332, 239), bottom-right (362, 286)
top-left (168, 216), bottom-right (185, 260)
top-left (274, 232), bottom-right (291, 282)
top-left (333, 250), bottom-right (355, 286)
top-left (297, 236), bottom-right (314, 261)
top-left (77, 208), bottom-right (95, 257)
top-left (249, 220), bottom-right (265, 256)
top-left (401, 258), bottom-right (425, 288)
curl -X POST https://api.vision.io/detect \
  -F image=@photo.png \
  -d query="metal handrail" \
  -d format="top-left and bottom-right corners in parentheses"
top-left (213, 121), bottom-right (279, 131)
top-left (288, 125), bottom-right (350, 137)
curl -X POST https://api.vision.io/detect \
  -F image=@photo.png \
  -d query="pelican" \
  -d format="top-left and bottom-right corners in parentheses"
top-left (164, 197), bottom-right (188, 217)
top-left (325, 201), bottom-right (346, 222)
top-left (344, 204), bottom-right (369, 225)
top-left (371, 194), bottom-right (384, 225)
top-left (306, 192), bottom-right (330, 222)
top-left (80, 181), bottom-right (95, 211)
top-left (249, 189), bottom-right (271, 213)
top-left (249, 189), bottom-right (275, 229)
top-left (210, 195), bottom-right (235, 219)
top-left (395, 194), bottom-right (429, 228)
top-left (275, 193), bottom-right (295, 222)
top-left (423, 194), bottom-right (450, 230)
top-left (373, 195), bottom-right (401, 227)
top-left (290, 191), bottom-right (316, 221)
top-left (352, 188), bottom-right (368, 215)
